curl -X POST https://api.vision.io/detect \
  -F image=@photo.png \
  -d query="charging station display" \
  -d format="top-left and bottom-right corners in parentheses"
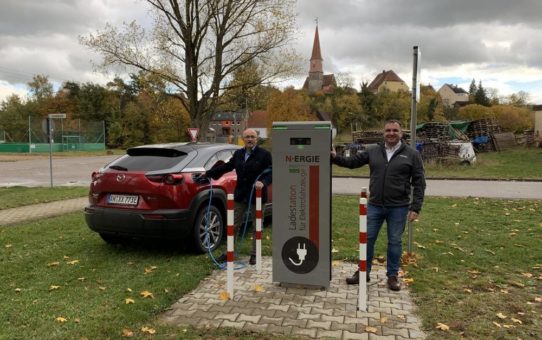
top-left (272, 121), bottom-right (331, 288)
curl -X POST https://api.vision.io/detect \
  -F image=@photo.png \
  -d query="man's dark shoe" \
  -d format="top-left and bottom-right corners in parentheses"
top-left (387, 276), bottom-right (401, 291)
top-left (345, 271), bottom-right (370, 284)
top-left (216, 253), bottom-right (227, 262)
top-left (249, 255), bottom-right (256, 265)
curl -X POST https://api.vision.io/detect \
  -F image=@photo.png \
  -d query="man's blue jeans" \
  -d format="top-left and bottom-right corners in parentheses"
top-left (366, 204), bottom-right (409, 277)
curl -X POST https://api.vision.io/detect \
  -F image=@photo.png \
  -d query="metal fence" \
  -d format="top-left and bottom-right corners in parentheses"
top-left (0, 117), bottom-right (105, 153)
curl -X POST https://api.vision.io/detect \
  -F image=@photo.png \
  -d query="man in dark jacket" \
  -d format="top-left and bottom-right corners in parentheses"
top-left (204, 128), bottom-right (272, 265)
top-left (331, 120), bottom-right (426, 291)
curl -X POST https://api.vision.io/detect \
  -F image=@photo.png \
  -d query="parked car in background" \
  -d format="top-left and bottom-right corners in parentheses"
top-left (84, 143), bottom-right (272, 252)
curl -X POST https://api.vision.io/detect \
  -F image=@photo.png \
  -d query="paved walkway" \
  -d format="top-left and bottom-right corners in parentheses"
top-left (0, 197), bottom-right (88, 226)
top-left (1, 198), bottom-right (426, 339)
top-left (159, 258), bottom-right (425, 339)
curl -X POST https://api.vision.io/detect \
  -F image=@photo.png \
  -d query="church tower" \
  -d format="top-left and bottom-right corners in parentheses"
top-left (308, 24), bottom-right (324, 93)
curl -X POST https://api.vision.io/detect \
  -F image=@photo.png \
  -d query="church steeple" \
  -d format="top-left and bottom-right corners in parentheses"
top-left (308, 22), bottom-right (324, 93)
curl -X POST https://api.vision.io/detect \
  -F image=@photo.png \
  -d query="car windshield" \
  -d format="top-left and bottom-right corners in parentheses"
top-left (109, 148), bottom-right (188, 171)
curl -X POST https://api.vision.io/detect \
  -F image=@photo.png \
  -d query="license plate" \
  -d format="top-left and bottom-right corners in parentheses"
top-left (108, 194), bottom-right (139, 206)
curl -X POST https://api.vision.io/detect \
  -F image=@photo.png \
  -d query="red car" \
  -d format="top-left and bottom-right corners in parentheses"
top-left (84, 143), bottom-right (271, 252)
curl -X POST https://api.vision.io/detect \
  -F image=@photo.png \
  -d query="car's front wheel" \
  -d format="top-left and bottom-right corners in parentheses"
top-left (193, 205), bottom-right (224, 253)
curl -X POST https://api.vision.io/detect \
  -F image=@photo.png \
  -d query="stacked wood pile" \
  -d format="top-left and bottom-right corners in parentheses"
top-left (352, 130), bottom-right (383, 144)
top-left (419, 141), bottom-right (461, 162)
top-left (492, 132), bottom-right (517, 151)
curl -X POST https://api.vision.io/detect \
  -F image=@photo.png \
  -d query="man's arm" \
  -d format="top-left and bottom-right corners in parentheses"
top-left (205, 154), bottom-right (236, 180)
top-left (409, 151), bottom-right (426, 214)
top-left (331, 148), bottom-right (370, 169)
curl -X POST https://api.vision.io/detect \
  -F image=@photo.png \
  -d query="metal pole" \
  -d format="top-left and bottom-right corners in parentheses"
top-left (48, 118), bottom-right (53, 188)
top-left (28, 115), bottom-right (32, 154)
top-left (408, 46), bottom-right (419, 254)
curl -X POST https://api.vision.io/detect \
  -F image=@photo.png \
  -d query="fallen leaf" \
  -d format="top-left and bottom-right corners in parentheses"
top-left (452, 204), bottom-right (457, 207)
top-left (125, 298), bottom-right (135, 304)
top-left (493, 321), bottom-right (502, 328)
top-left (511, 318), bottom-right (523, 324)
top-left (365, 326), bottom-right (378, 333)
top-left (140, 290), bottom-right (154, 298)
top-left (219, 291), bottom-right (230, 300)
top-left (67, 260), bottom-right (79, 265)
top-left (463, 288), bottom-right (472, 293)
top-left (432, 267), bottom-right (439, 272)
top-left (126, 288), bottom-right (132, 292)
top-left (510, 281), bottom-right (525, 288)
top-left (380, 316), bottom-right (388, 324)
top-left (331, 247), bottom-right (339, 253)
top-left (502, 324), bottom-right (514, 329)
top-left (397, 315), bottom-right (406, 321)
top-left (521, 272), bottom-right (533, 278)
top-left (49, 285), bottom-right (61, 291)
top-left (404, 278), bottom-right (414, 284)
top-left (77, 277), bottom-right (85, 281)
top-left (467, 269), bottom-right (481, 275)
top-left (5, 244), bottom-right (12, 248)
top-left (436, 323), bottom-right (450, 331)
top-left (534, 297), bottom-right (542, 302)
top-left (55, 316), bottom-right (68, 323)
top-left (144, 266), bottom-right (157, 274)
top-left (122, 328), bottom-right (134, 337)
top-left (48, 262), bottom-right (60, 267)
top-left (141, 326), bottom-right (156, 335)
top-left (254, 284), bottom-right (264, 292)
top-left (63, 256), bottom-right (70, 260)
top-left (99, 286), bottom-right (107, 291)
top-left (332, 260), bottom-right (341, 267)
top-left (15, 288), bottom-right (21, 293)
top-left (496, 312), bottom-right (507, 319)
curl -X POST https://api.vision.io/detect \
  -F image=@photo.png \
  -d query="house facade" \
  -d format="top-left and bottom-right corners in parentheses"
top-left (367, 70), bottom-right (409, 93)
top-left (438, 84), bottom-right (469, 107)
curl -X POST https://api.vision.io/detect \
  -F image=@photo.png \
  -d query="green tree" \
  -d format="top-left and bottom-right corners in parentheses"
top-left (81, 0), bottom-right (300, 131)
top-left (475, 81), bottom-right (491, 106)
top-left (0, 95), bottom-right (28, 142)
top-left (468, 79), bottom-right (477, 103)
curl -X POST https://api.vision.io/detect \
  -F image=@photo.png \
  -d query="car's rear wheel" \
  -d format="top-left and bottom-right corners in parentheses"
top-left (99, 233), bottom-right (125, 244)
top-left (193, 205), bottom-right (224, 253)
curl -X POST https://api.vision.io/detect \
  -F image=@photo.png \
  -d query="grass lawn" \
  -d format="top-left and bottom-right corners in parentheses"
top-left (1, 196), bottom-right (540, 339)
top-left (0, 186), bottom-right (89, 210)
top-left (333, 148), bottom-right (542, 180)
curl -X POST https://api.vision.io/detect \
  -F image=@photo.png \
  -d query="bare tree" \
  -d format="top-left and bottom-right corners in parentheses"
top-left (80, 0), bottom-right (301, 130)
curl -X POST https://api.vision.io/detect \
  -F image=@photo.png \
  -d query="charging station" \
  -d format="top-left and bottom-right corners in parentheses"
top-left (272, 121), bottom-right (332, 288)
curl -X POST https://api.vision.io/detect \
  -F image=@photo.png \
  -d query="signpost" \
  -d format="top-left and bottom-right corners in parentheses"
top-left (47, 113), bottom-right (66, 187)
top-left (187, 128), bottom-right (199, 142)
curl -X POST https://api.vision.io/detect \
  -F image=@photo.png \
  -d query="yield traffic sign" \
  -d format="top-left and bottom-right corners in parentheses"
top-left (187, 128), bottom-right (199, 142)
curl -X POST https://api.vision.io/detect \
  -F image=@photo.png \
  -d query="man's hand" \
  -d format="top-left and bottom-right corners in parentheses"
top-left (330, 146), bottom-right (337, 159)
top-left (255, 180), bottom-right (264, 190)
top-left (407, 211), bottom-right (418, 222)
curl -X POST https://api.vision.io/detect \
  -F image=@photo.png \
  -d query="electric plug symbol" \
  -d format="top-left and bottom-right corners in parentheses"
top-left (289, 243), bottom-right (307, 266)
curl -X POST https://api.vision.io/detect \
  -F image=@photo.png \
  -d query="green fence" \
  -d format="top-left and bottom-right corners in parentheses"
top-left (0, 117), bottom-right (105, 153)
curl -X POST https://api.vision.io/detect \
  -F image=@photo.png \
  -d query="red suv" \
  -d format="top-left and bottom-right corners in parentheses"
top-left (84, 143), bottom-right (271, 252)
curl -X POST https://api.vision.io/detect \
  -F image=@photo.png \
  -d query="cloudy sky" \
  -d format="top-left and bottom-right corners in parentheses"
top-left (2, 0), bottom-right (542, 104)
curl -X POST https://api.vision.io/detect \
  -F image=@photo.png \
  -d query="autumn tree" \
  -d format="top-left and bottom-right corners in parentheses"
top-left (458, 104), bottom-right (493, 121)
top-left (266, 87), bottom-right (312, 131)
top-left (81, 0), bottom-right (300, 132)
top-left (418, 85), bottom-right (445, 122)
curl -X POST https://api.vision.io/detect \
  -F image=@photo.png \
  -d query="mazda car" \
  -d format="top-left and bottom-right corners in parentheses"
top-left (84, 143), bottom-right (271, 252)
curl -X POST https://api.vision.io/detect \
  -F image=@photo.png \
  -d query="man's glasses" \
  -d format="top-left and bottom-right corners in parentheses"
top-left (243, 135), bottom-right (257, 139)
top-left (385, 129), bottom-right (400, 133)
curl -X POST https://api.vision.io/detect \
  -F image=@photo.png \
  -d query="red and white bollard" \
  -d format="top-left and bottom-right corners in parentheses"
top-left (255, 187), bottom-right (263, 272)
top-left (358, 188), bottom-right (368, 311)
top-left (226, 193), bottom-right (234, 299)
